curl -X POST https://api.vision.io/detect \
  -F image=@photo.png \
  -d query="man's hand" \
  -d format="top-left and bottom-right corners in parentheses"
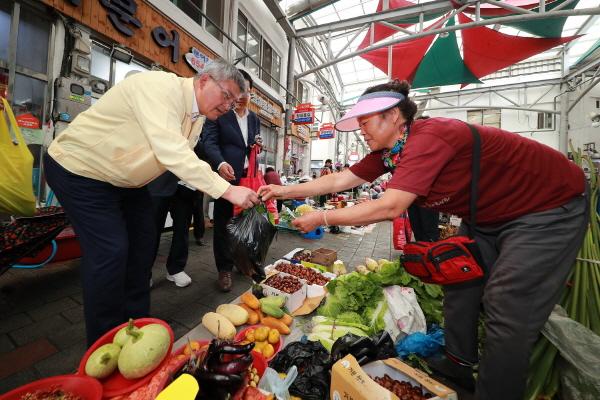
top-left (292, 211), bottom-right (324, 233)
top-left (221, 185), bottom-right (260, 210)
top-left (257, 184), bottom-right (287, 201)
top-left (218, 162), bottom-right (236, 181)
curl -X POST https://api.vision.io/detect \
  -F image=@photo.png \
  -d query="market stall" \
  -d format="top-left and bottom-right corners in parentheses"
top-left (3, 151), bottom-right (598, 400)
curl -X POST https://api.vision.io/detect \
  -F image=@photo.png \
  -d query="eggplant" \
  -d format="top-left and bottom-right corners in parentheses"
top-left (218, 342), bottom-right (255, 355)
top-left (210, 353), bottom-right (254, 375)
top-left (195, 371), bottom-right (243, 397)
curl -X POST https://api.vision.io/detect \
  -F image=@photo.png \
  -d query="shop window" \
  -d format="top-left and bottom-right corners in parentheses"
top-left (272, 53), bottom-right (281, 92)
top-left (536, 112), bottom-right (553, 130)
top-left (113, 59), bottom-right (147, 85)
top-left (90, 41), bottom-right (150, 88)
top-left (261, 41), bottom-right (273, 87)
top-left (171, 0), bottom-right (224, 41)
top-left (260, 39), bottom-right (281, 92)
top-left (91, 43), bottom-right (111, 82)
top-left (172, 0), bottom-right (202, 24)
top-left (205, 0), bottom-right (224, 41)
top-left (0, 69), bottom-right (7, 99)
top-left (467, 109), bottom-right (501, 128)
top-left (0, 4), bottom-right (10, 62)
top-left (16, 11), bottom-right (50, 74)
top-left (259, 123), bottom-right (278, 168)
top-left (13, 73), bottom-right (46, 124)
top-left (246, 23), bottom-right (261, 76)
top-left (236, 11), bottom-right (247, 61)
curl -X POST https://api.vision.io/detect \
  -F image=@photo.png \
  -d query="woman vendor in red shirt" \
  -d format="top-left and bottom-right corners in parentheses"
top-left (258, 80), bottom-right (589, 400)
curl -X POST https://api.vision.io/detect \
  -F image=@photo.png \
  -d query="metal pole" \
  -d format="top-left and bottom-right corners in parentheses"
top-left (285, 37), bottom-right (297, 175)
top-left (559, 51), bottom-right (569, 154)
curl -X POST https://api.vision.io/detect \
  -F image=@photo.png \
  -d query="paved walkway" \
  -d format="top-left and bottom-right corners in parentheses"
top-left (0, 222), bottom-right (394, 393)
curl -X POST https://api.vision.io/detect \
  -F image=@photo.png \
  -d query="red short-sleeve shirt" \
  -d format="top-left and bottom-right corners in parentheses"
top-left (350, 117), bottom-right (585, 224)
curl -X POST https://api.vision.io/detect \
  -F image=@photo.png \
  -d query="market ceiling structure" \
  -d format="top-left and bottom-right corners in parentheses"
top-left (269, 0), bottom-right (600, 111)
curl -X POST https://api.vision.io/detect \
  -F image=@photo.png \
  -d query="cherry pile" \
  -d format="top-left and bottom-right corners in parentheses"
top-left (275, 263), bottom-right (330, 286)
top-left (264, 274), bottom-right (303, 293)
top-left (372, 374), bottom-right (433, 400)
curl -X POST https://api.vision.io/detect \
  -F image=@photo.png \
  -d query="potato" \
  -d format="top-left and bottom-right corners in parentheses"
top-left (254, 326), bottom-right (269, 342)
top-left (202, 312), bottom-right (236, 340)
top-left (216, 304), bottom-right (249, 326)
top-left (268, 329), bottom-right (280, 344)
top-left (262, 343), bottom-right (275, 359)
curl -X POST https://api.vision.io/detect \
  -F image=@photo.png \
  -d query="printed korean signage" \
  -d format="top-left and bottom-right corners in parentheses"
top-left (291, 124), bottom-right (310, 142)
top-left (42, 0), bottom-right (217, 77)
top-left (184, 47), bottom-right (211, 73)
top-left (292, 103), bottom-right (314, 125)
top-left (319, 123), bottom-right (336, 139)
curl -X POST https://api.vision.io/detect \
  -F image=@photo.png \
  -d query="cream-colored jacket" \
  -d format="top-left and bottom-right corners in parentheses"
top-left (48, 71), bottom-right (230, 199)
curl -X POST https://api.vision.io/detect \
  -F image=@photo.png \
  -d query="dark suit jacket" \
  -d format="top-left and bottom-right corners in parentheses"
top-left (148, 141), bottom-right (206, 197)
top-left (201, 109), bottom-right (260, 185)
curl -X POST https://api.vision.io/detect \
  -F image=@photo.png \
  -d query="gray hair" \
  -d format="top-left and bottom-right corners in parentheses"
top-left (195, 58), bottom-right (247, 93)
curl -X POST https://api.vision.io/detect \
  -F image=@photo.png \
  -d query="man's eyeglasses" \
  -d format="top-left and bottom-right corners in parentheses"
top-left (210, 76), bottom-right (237, 109)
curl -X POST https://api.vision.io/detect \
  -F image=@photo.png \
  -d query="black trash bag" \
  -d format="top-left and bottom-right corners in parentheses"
top-left (330, 331), bottom-right (397, 366)
top-left (226, 205), bottom-right (276, 282)
top-left (270, 340), bottom-right (332, 400)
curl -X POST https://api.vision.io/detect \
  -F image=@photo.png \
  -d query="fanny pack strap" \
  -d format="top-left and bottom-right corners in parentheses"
top-left (467, 124), bottom-right (481, 239)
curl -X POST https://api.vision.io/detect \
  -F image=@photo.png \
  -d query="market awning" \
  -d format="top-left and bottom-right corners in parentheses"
top-left (412, 17), bottom-right (481, 89)
top-left (459, 13), bottom-right (578, 80)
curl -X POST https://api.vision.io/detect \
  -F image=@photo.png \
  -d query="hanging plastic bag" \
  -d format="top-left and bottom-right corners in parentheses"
top-left (226, 204), bottom-right (277, 282)
top-left (392, 211), bottom-right (412, 250)
top-left (233, 145), bottom-right (279, 223)
top-left (0, 97), bottom-right (35, 216)
top-left (383, 286), bottom-right (427, 340)
top-left (396, 325), bottom-right (445, 358)
top-left (541, 305), bottom-right (600, 400)
top-left (258, 366), bottom-right (298, 400)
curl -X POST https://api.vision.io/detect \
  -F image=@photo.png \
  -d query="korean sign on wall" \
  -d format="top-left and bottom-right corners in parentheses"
top-left (292, 103), bottom-right (315, 125)
top-left (42, 0), bottom-right (216, 77)
top-left (319, 122), bottom-right (336, 139)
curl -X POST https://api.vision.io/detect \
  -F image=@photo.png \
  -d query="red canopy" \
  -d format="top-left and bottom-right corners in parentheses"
top-left (459, 13), bottom-right (577, 79)
top-left (360, 33), bottom-right (436, 81)
top-left (357, 0), bottom-right (414, 50)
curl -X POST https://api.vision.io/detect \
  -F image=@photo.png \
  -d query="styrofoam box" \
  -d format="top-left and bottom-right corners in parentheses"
top-left (260, 271), bottom-right (307, 313)
top-left (265, 259), bottom-right (335, 298)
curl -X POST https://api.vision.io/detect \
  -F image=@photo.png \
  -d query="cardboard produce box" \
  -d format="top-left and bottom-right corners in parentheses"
top-left (310, 248), bottom-right (337, 267)
top-left (330, 355), bottom-right (457, 400)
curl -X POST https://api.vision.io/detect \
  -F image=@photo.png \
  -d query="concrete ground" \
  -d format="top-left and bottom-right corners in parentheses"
top-left (0, 222), bottom-right (395, 393)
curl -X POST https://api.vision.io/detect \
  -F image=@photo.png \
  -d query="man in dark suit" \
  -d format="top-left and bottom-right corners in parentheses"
top-left (148, 142), bottom-right (206, 288)
top-left (202, 70), bottom-right (260, 292)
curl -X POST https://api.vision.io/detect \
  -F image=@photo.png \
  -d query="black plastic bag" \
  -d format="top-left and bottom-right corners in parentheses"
top-left (330, 331), bottom-right (397, 366)
top-left (226, 205), bottom-right (276, 282)
top-left (270, 340), bottom-right (332, 400)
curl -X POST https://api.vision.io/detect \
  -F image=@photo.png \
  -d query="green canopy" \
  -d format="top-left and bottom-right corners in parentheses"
top-left (412, 17), bottom-right (481, 88)
top-left (484, 0), bottom-right (580, 38)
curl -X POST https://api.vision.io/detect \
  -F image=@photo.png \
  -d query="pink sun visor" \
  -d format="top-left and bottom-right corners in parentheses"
top-left (335, 91), bottom-right (405, 132)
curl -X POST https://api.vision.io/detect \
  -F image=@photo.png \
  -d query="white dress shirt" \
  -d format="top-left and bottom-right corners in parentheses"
top-left (236, 108), bottom-right (250, 169)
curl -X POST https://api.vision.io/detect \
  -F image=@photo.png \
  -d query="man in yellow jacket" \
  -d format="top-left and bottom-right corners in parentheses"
top-left (44, 59), bottom-right (259, 345)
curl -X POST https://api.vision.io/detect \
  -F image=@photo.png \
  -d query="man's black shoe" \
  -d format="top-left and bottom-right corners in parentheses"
top-left (425, 354), bottom-right (476, 392)
top-left (195, 238), bottom-right (204, 246)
